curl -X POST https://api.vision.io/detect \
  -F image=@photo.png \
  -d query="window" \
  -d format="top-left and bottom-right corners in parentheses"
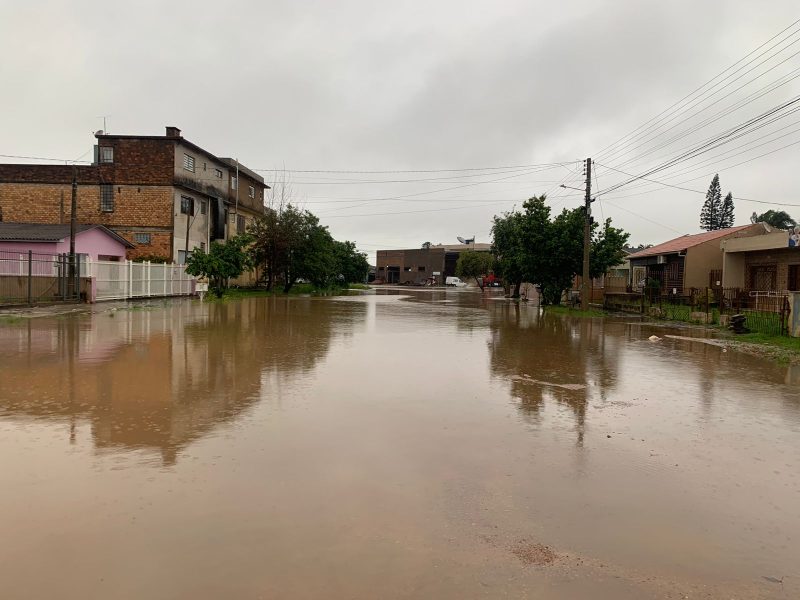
top-left (418, 266), bottom-right (426, 272)
top-left (178, 250), bottom-right (189, 265)
top-left (183, 154), bottom-right (195, 172)
top-left (237, 215), bottom-right (246, 233)
top-left (180, 196), bottom-right (194, 215)
top-left (100, 184), bottom-right (114, 212)
top-left (248, 185), bottom-right (255, 198)
top-left (134, 233), bottom-right (151, 245)
top-left (200, 199), bottom-right (207, 215)
top-left (404, 266), bottom-right (412, 272)
top-left (99, 146), bottom-right (114, 164)
top-left (231, 176), bottom-right (238, 190)
top-left (215, 169), bottom-right (222, 179)
top-left (203, 162), bottom-right (207, 171)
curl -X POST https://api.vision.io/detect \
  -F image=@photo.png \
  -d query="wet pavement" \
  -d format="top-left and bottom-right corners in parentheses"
top-left (0, 289), bottom-right (798, 599)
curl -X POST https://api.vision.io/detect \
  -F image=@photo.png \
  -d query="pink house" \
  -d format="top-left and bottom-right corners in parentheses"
top-left (0, 223), bottom-right (133, 261)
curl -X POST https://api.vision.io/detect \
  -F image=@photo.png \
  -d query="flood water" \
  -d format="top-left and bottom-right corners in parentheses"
top-left (1, 289), bottom-right (798, 599)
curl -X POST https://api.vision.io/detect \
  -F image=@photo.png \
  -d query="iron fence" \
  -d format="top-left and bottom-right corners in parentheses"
top-left (0, 251), bottom-right (82, 305)
top-left (604, 287), bottom-right (789, 336)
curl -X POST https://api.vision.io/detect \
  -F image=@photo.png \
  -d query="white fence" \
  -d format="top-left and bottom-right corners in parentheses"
top-left (85, 259), bottom-right (195, 301)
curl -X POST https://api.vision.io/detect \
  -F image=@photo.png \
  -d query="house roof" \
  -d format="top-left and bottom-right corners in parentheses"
top-left (627, 225), bottom-right (753, 259)
top-left (0, 223), bottom-right (134, 247)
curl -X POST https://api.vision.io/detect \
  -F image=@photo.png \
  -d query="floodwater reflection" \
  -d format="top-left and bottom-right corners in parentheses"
top-left (0, 290), bottom-right (798, 599)
top-left (0, 297), bottom-right (364, 465)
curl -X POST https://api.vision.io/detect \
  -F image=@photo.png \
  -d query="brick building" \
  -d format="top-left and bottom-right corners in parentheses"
top-left (376, 243), bottom-right (492, 284)
top-left (0, 126), bottom-right (268, 262)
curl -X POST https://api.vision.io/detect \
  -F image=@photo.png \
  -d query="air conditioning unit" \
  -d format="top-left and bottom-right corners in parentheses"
top-left (656, 255), bottom-right (667, 264)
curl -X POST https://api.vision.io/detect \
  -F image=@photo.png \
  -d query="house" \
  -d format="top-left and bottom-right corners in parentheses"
top-left (0, 223), bottom-right (133, 261)
top-left (627, 224), bottom-right (769, 295)
top-left (0, 126), bottom-right (268, 262)
top-left (375, 243), bottom-right (492, 284)
top-left (720, 226), bottom-right (800, 291)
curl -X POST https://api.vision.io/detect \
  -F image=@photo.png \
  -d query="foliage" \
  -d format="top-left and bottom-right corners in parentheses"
top-left (720, 192), bottom-right (735, 228)
top-left (133, 254), bottom-right (169, 264)
top-left (250, 205), bottom-right (367, 293)
top-left (333, 240), bottom-right (370, 284)
top-left (753, 209), bottom-right (796, 229)
top-left (700, 174), bottom-right (734, 230)
top-left (185, 234), bottom-right (253, 297)
top-left (491, 195), bottom-right (629, 304)
top-left (455, 250), bottom-right (494, 290)
top-left (421, 241), bottom-right (432, 249)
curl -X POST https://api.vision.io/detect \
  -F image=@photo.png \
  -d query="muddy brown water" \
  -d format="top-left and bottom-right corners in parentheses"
top-left (1, 289), bottom-right (798, 599)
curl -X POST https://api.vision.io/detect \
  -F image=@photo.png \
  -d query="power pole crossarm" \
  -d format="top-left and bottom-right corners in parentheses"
top-left (581, 158), bottom-right (592, 311)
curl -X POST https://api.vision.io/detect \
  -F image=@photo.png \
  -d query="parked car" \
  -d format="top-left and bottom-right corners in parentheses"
top-left (445, 276), bottom-right (467, 287)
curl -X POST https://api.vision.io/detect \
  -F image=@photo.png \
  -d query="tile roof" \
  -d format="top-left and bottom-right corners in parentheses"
top-left (627, 225), bottom-right (753, 259)
top-left (0, 223), bottom-right (134, 247)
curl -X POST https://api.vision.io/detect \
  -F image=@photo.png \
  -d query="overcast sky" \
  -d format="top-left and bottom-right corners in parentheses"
top-left (2, 1), bottom-right (799, 261)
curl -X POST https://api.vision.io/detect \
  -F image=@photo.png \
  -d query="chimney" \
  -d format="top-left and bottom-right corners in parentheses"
top-left (165, 126), bottom-right (182, 138)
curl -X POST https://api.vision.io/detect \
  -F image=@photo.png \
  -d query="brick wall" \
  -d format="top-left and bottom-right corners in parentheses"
top-left (97, 137), bottom-right (175, 184)
top-left (114, 230), bottom-right (172, 260)
top-left (0, 183), bottom-right (174, 260)
top-left (745, 247), bottom-right (800, 290)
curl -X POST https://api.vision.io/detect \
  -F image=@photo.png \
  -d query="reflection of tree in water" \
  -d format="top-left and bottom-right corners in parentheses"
top-left (487, 303), bottom-right (621, 446)
top-left (0, 297), bottom-right (365, 465)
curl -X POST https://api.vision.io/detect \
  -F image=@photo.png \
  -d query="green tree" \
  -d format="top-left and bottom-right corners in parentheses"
top-left (333, 240), bottom-right (369, 283)
top-left (185, 234), bottom-right (253, 297)
top-left (753, 209), bottom-right (796, 229)
top-left (455, 250), bottom-right (494, 290)
top-left (491, 195), bottom-right (629, 304)
top-left (491, 210), bottom-right (526, 296)
top-left (700, 174), bottom-right (723, 231)
top-left (720, 191), bottom-right (735, 228)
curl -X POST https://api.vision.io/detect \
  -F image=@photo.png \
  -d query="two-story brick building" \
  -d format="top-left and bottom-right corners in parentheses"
top-left (0, 126), bottom-right (268, 262)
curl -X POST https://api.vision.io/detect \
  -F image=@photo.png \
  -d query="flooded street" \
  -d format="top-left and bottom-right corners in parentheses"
top-left (1, 289), bottom-right (799, 599)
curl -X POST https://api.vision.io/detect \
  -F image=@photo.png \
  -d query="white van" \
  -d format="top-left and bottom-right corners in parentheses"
top-left (445, 276), bottom-right (467, 287)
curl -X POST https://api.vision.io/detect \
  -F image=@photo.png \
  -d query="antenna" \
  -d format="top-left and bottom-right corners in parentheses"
top-left (97, 115), bottom-right (110, 134)
top-left (457, 236), bottom-right (466, 244)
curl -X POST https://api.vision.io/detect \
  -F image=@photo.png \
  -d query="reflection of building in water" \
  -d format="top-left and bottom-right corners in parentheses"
top-left (487, 303), bottom-right (622, 446)
top-left (0, 297), bottom-right (364, 465)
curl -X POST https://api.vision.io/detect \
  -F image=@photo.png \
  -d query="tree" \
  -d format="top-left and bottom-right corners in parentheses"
top-left (185, 234), bottom-right (253, 297)
top-left (455, 250), bottom-right (494, 290)
top-left (421, 241), bottom-right (432, 249)
top-left (333, 240), bottom-right (369, 283)
top-left (753, 209), bottom-right (796, 229)
top-left (700, 174), bottom-right (723, 231)
top-left (491, 195), bottom-right (629, 305)
top-left (720, 192), bottom-right (735, 228)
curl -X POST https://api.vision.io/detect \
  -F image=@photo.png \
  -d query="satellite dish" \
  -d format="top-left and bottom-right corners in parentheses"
top-left (95, 130), bottom-right (104, 136)
top-left (457, 236), bottom-right (466, 244)
top-left (465, 236), bottom-right (475, 244)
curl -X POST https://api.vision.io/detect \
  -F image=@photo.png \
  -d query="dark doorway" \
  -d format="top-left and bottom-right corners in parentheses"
top-left (387, 266), bottom-right (400, 284)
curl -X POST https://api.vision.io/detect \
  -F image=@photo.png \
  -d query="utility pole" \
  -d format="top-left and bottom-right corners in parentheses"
top-left (581, 158), bottom-right (593, 311)
top-left (68, 164), bottom-right (77, 298)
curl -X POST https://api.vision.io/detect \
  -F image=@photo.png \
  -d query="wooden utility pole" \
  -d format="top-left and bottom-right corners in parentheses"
top-left (68, 165), bottom-right (77, 298)
top-left (581, 158), bottom-right (592, 311)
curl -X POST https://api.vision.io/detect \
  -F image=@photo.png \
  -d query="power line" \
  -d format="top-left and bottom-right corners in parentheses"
top-left (253, 162), bottom-right (573, 174)
top-left (594, 18), bottom-right (800, 161)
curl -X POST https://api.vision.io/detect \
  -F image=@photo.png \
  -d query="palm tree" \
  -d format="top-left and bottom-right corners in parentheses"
top-left (752, 210), bottom-right (796, 229)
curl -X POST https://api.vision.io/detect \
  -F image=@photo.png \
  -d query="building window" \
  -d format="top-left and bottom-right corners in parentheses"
top-left (134, 233), bottom-right (151, 245)
top-left (231, 176), bottom-right (238, 190)
top-left (100, 184), bottom-right (114, 212)
top-left (180, 196), bottom-right (194, 215)
top-left (178, 250), bottom-right (189, 265)
top-left (215, 168), bottom-right (222, 179)
top-left (237, 215), bottom-right (246, 233)
top-left (183, 154), bottom-right (195, 172)
top-left (248, 185), bottom-right (255, 198)
top-left (200, 199), bottom-right (207, 215)
top-left (99, 146), bottom-right (114, 164)
top-left (203, 162), bottom-right (207, 171)
top-left (418, 266), bottom-right (426, 272)
top-left (404, 267), bottom-right (412, 272)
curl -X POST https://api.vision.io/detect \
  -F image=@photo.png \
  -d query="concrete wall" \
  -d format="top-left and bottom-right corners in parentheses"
top-left (54, 228), bottom-right (128, 260)
top-left (172, 190), bottom-right (211, 260)
top-left (376, 248), bottom-right (446, 284)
